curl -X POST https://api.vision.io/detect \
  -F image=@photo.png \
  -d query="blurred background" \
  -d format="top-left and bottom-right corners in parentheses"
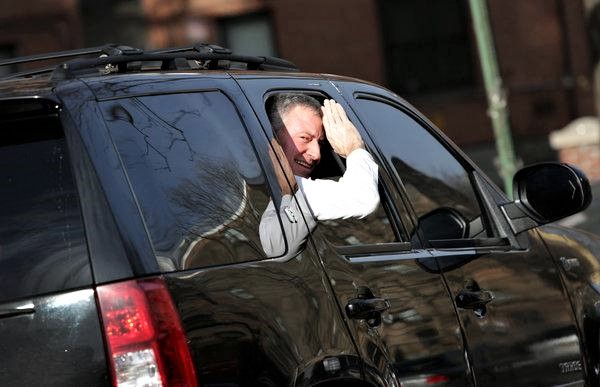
top-left (1, 0), bottom-right (599, 234)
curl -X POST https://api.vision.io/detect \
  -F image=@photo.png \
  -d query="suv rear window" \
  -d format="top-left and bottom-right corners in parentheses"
top-left (102, 91), bottom-right (281, 271)
top-left (0, 102), bottom-right (90, 303)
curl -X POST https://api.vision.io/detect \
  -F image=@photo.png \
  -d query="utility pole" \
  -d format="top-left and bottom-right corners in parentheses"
top-left (468, 0), bottom-right (518, 197)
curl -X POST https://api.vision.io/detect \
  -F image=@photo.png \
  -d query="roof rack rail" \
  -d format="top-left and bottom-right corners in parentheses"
top-left (0, 44), bottom-right (142, 68)
top-left (52, 48), bottom-right (298, 80)
top-left (0, 42), bottom-right (298, 80)
top-left (150, 43), bottom-right (233, 55)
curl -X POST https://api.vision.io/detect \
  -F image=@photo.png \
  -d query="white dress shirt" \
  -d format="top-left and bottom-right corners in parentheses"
top-left (296, 148), bottom-right (380, 220)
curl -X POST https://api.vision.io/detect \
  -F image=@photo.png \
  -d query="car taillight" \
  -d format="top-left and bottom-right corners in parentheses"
top-left (425, 374), bottom-right (449, 384)
top-left (97, 278), bottom-right (198, 387)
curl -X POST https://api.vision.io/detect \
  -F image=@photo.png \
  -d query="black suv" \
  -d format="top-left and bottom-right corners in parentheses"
top-left (0, 44), bottom-right (598, 387)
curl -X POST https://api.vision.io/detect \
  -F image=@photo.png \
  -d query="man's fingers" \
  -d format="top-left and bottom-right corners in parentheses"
top-left (323, 104), bottom-right (339, 134)
top-left (330, 100), bottom-right (347, 123)
top-left (324, 99), bottom-right (353, 130)
top-left (334, 101), bottom-right (350, 123)
top-left (321, 106), bottom-right (333, 131)
top-left (323, 99), bottom-right (332, 119)
top-left (324, 100), bottom-right (336, 122)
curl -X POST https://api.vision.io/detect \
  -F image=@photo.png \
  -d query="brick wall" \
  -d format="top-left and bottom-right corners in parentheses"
top-left (0, 0), bottom-right (83, 62)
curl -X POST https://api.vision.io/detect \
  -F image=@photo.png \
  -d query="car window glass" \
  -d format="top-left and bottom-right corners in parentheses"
top-left (354, 96), bottom-right (488, 241)
top-left (0, 112), bottom-right (90, 303)
top-left (102, 91), bottom-right (282, 271)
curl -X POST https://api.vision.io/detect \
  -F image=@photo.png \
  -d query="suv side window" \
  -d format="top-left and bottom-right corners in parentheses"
top-left (354, 95), bottom-right (489, 241)
top-left (102, 91), bottom-right (283, 271)
top-left (0, 102), bottom-right (90, 303)
top-left (265, 93), bottom-right (398, 246)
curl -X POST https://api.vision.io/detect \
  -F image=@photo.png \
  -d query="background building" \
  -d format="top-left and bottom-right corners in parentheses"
top-left (0, 0), bottom-right (597, 187)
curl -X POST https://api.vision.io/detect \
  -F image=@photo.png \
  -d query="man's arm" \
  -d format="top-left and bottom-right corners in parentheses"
top-left (298, 148), bottom-right (379, 220)
top-left (299, 100), bottom-right (380, 220)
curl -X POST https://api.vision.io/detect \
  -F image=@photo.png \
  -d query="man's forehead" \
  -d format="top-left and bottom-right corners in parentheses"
top-left (283, 105), bottom-right (323, 135)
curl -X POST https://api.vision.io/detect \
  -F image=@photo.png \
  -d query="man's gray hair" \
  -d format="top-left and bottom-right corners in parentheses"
top-left (268, 93), bottom-right (322, 135)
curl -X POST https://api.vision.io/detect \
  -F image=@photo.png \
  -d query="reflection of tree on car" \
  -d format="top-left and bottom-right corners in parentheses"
top-left (104, 91), bottom-right (277, 270)
top-left (170, 157), bottom-right (267, 269)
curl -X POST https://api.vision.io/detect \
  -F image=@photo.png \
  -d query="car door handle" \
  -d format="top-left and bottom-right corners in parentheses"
top-left (455, 289), bottom-right (494, 309)
top-left (455, 279), bottom-right (494, 318)
top-left (0, 300), bottom-right (35, 318)
top-left (345, 297), bottom-right (391, 320)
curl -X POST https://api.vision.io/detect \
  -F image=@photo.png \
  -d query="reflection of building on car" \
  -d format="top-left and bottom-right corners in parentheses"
top-left (0, 43), bottom-right (598, 386)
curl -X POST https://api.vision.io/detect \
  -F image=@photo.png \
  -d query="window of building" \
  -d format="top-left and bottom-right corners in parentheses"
top-left (0, 101), bottom-right (90, 303)
top-left (378, 0), bottom-right (475, 94)
top-left (102, 91), bottom-right (283, 271)
top-left (354, 96), bottom-right (489, 242)
top-left (219, 12), bottom-right (276, 56)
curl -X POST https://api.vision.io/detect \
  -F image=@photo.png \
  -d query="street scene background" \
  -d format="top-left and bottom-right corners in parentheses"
top-left (2, 0), bottom-right (599, 235)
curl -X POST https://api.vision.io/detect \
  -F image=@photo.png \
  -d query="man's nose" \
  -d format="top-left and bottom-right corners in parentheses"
top-left (306, 139), bottom-right (321, 162)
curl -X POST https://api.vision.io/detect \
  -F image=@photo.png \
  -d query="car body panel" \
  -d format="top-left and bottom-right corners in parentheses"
top-left (434, 232), bottom-right (586, 386)
top-left (312, 243), bottom-right (473, 386)
top-left (164, 249), bottom-right (362, 385)
top-left (537, 224), bottom-right (600, 386)
top-left (0, 289), bottom-right (109, 386)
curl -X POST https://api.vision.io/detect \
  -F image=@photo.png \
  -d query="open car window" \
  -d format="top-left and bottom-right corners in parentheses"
top-left (265, 92), bottom-right (398, 248)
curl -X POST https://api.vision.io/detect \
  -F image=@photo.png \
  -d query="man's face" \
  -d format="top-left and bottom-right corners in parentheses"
top-left (278, 105), bottom-right (324, 178)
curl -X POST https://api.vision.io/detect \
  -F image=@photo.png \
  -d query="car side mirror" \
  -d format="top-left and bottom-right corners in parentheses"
top-left (501, 163), bottom-right (592, 234)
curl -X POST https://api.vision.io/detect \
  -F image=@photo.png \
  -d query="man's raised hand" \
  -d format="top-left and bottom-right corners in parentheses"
top-left (321, 99), bottom-right (364, 158)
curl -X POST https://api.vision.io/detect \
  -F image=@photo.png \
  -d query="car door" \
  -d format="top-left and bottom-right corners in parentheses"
top-left (235, 75), bottom-right (473, 386)
top-left (66, 74), bottom-right (363, 386)
top-left (339, 79), bottom-right (587, 386)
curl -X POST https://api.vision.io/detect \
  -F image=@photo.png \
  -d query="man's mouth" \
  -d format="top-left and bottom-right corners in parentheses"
top-left (295, 159), bottom-right (314, 170)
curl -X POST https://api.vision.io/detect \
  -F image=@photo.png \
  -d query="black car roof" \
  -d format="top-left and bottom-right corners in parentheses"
top-left (0, 43), bottom-right (379, 102)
